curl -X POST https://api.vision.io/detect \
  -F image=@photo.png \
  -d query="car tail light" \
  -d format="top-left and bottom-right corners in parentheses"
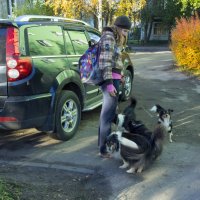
top-left (6, 27), bottom-right (32, 82)
top-left (0, 117), bottom-right (17, 122)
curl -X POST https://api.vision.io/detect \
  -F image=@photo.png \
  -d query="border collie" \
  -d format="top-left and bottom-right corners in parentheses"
top-left (106, 98), bottom-right (173, 173)
top-left (150, 104), bottom-right (173, 142)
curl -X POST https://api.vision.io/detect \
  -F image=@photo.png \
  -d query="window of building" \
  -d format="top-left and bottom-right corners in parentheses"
top-left (153, 23), bottom-right (168, 36)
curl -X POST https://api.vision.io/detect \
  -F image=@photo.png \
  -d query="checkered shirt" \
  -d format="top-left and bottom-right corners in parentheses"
top-left (98, 31), bottom-right (123, 85)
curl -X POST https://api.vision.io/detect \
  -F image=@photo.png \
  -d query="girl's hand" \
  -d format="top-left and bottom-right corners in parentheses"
top-left (106, 84), bottom-right (117, 97)
top-left (121, 75), bottom-right (125, 84)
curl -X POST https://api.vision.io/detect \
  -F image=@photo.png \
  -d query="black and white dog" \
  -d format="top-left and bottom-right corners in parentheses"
top-left (113, 98), bottom-right (137, 129)
top-left (150, 104), bottom-right (173, 142)
top-left (106, 98), bottom-right (173, 173)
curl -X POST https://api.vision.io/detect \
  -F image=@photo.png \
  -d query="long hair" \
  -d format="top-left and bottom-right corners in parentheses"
top-left (112, 25), bottom-right (128, 47)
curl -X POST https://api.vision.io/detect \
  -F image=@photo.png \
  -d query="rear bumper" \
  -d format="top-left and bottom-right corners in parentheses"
top-left (0, 94), bottom-right (53, 130)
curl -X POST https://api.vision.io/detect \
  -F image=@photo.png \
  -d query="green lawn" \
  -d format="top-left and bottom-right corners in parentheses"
top-left (0, 179), bottom-right (21, 200)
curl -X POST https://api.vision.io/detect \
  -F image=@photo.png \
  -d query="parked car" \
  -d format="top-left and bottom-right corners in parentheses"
top-left (0, 15), bottom-right (134, 141)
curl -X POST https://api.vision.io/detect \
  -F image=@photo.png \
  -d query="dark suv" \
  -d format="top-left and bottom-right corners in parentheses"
top-left (0, 15), bottom-right (134, 141)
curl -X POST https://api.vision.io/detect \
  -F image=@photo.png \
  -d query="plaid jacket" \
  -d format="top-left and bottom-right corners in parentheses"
top-left (98, 28), bottom-right (123, 85)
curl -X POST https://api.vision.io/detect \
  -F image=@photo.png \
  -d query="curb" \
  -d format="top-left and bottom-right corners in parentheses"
top-left (129, 46), bottom-right (170, 52)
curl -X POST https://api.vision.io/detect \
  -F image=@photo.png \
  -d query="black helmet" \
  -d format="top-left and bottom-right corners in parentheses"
top-left (114, 16), bottom-right (132, 30)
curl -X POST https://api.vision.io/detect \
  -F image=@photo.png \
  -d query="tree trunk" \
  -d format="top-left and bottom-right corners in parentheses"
top-left (98, 0), bottom-right (102, 31)
top-left (147, 20), bottom-right (153, 42)
top-left (104, 13), bottom-right (109, 27)
top-left (144, 23), bottom-right (148, 44)
top-left (93, 14), bottom-right (98, 30)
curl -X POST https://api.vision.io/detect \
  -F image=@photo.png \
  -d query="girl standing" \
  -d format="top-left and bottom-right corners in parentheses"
top-left (98, 16), bottom-right (132, 158)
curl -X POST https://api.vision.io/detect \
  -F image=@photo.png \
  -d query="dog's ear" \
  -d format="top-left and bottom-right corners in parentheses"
top-left (151, 104), bottom-right (168, 117)
top-left (156, 104), bottom-right (166, 113)
top-left (168, 109), bottom-right (174, 114)
top-left (150, 104), bottom-right (164, 113)
top-left (113, 133), bottom-right (118, 141)
top-left (150, 105), bottom-right (157, 113)
top-left (107, 132), bottom-right (118, 140)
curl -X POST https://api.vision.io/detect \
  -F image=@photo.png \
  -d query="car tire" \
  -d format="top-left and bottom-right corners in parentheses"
top-left (120, 70), bottom-right (133, 101)
top-left (54, 90), bottom-right (81, 141)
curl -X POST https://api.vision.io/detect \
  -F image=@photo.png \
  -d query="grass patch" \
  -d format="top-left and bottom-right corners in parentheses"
top-left (0, 178), bottom-right (21, 200)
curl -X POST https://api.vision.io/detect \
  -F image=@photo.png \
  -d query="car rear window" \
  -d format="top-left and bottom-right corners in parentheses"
top-left (0, 27), bottom-right (6, 64)
top-left (27, 26), bottom-right (65, 56)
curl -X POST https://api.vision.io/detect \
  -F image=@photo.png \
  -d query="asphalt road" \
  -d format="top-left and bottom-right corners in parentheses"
top-left (0, 49), bottom-right (200, 200)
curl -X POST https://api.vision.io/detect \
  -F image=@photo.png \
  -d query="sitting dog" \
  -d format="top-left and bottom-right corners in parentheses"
top-left (150, 104), bottom-right (173, 142)
top-left (106, 98), bottom-right (173, 173)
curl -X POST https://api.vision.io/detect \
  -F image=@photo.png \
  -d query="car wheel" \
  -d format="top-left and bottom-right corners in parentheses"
top-left (54, 90), bottom-right (81, 141)
top-left (120, 70), bottom-right (133, 101)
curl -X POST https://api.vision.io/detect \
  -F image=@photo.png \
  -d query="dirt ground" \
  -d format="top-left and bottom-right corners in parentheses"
top-left (0, 50), bottom-right (200, 200)
top-left (0, 128), bottom-right (112, 200)
top-left (0, 164), bottom-right (110, 200)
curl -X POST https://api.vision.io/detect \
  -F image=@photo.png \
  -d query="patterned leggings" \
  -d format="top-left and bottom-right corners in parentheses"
top-left (98, 79), bottom-right (120, 153)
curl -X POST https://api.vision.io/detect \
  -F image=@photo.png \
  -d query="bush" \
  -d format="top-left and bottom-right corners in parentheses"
top-left (170, 15), bottom-right (200, 75)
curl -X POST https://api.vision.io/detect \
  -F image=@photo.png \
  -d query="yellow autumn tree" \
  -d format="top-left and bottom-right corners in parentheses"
top-left (116, 0), bottom-right (146, 24)
top-left (102, 0), bottom-right (117, 26)
top-left (45, 0), bottom-right (85, 19)
top-left (171, 15), bottom-right (200, 75)
top-left (85, 0), bottom-right (99, 17)
top-left (84, 0), bottom-right (100, 28)
top-left (45, 0), bottom-right (146, 30)
top-left (45, 0), bottom-right (100, 27)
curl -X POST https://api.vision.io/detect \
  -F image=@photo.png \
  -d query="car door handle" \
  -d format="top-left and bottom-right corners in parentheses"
top-left (72, 62), bottom-right (79, 66)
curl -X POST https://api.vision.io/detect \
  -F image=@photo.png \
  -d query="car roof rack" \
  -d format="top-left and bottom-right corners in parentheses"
top-left (14, 15), bottom-right (90, 26)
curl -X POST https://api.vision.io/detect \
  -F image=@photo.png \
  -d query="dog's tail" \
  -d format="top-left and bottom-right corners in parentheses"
top-left (120, 134), bottom-right (151, 161)
top-left (151, 125), bottom-right (165, 159)
top-left (152, 125), bottom-right (165, 141)
top-left (123, 97), bottom-right (137, 119)
top-left (130, 97), bottom-right (137, 108)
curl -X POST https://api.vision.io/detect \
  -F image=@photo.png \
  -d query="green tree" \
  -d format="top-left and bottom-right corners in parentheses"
top-left (140, 0), bottom-right (158, 43)
top-left (14, 0), bottom-right (54, 17)
top-left (140, 0), bottom-right (184, 43)
top-left (162, 0), bottom-right (200, 40)
top-left (46, 0), bottom-right (100, 28)
top-left (161, 0), bottom-right (182, 41)
top-left (178, 0), bottom-right (200, 16)
top-left (45, 0), bottom-right (145, 30)
top-left (117, 0), bottom-right (145, 26)
top-left (46, 0), bottom-right (85, 19)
